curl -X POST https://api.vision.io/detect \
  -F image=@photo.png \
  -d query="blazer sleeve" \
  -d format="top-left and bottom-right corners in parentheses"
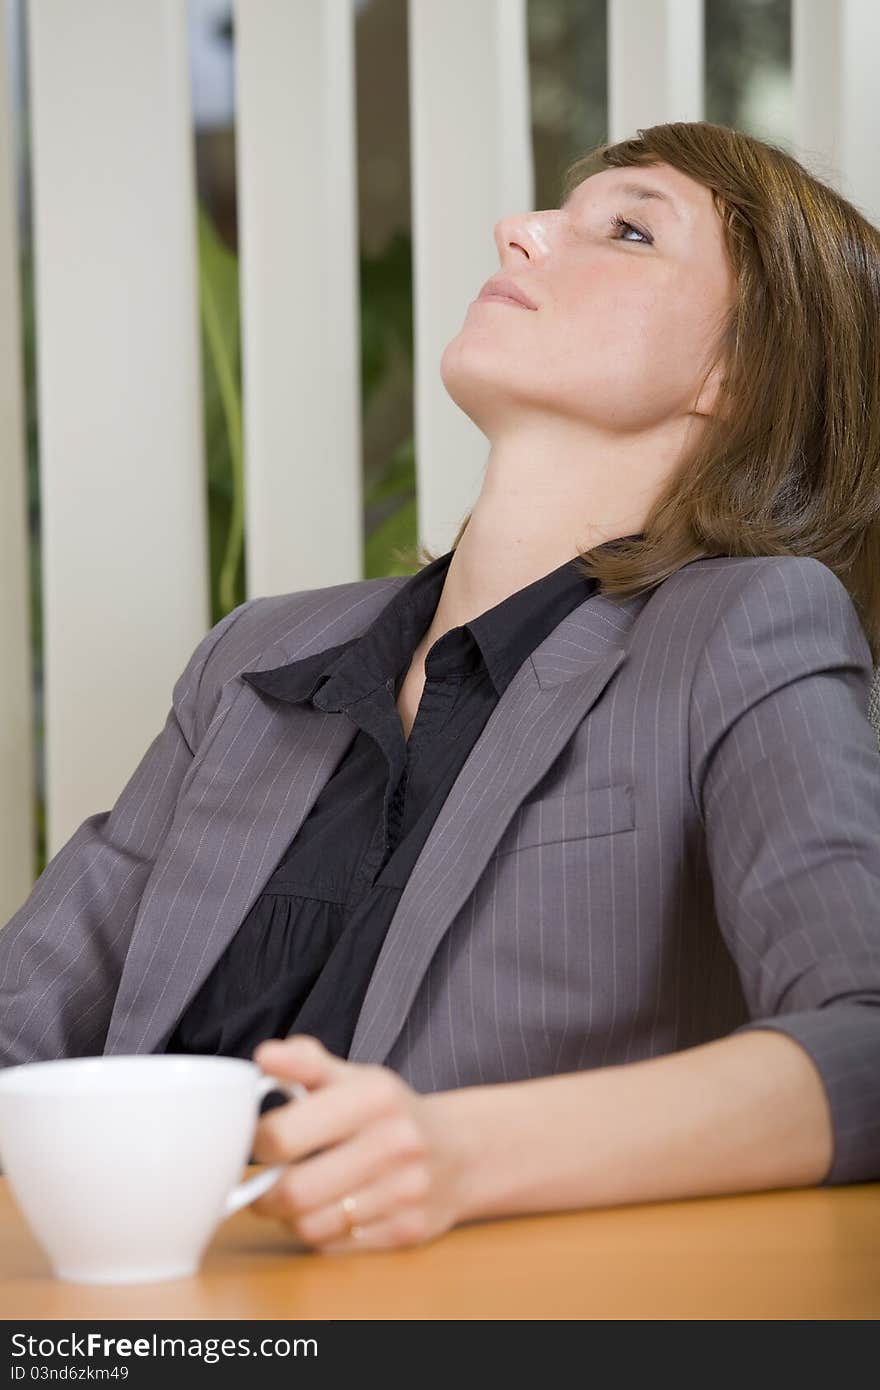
top-left (0, 598), bottom-right (260, 1069)
top-left (689, 556), bottom-right (880, 1186)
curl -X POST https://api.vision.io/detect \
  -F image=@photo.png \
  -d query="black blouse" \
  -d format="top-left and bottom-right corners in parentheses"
top-left (162, 536), bottom-right (644, 1068)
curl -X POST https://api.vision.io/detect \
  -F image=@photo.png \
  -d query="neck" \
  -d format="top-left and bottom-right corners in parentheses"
top-left (421, 422), bottom-right (675, 645)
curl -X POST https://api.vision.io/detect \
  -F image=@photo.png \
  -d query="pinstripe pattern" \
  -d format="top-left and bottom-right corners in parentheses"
top-left (1, 555), bottom-right (879, 1186)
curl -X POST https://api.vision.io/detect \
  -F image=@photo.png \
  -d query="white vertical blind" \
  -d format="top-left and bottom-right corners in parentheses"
top-left (608, 0), bottom-right (704, 139)
top-left (407, 0), bottom-right (533, 557)
top-left (27, 0), bottom-right (209, 856)
top-left (235, 0), bottom-right (362, 596)
top-left (0, 0), bottom-right (34, 920)
top-left (792, 0), bottom-right (841, 184)
top-left (792, 0), bottom-right (880, 224)
top-left (793, 0), bottom-right (880, 719)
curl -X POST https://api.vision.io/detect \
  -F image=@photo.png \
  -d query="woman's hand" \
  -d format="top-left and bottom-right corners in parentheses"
top-left (248, 1034), bottom-right (471, 1253)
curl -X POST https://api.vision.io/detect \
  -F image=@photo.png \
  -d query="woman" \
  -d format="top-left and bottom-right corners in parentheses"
top-left (2, 121), bottom-right (879, 1253)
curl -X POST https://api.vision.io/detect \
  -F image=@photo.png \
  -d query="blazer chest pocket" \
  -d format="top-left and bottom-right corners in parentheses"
top-left (493, 781), bottom-right (635, 855)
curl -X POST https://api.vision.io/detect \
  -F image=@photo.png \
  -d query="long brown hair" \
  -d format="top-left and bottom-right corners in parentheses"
top-left (402, 121), bottom-right (880, 664)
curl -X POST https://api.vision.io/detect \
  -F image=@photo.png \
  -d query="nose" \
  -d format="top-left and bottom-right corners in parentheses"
top-left (492, 209), bottom-right (556, 269)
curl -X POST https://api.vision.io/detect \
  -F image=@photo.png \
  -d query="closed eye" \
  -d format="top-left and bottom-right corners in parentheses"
top-left (610, 213), bottom-right (653, 245)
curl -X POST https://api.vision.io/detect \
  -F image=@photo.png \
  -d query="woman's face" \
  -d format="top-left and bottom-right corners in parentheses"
top-left (441, 161), bottom-right (737, 439)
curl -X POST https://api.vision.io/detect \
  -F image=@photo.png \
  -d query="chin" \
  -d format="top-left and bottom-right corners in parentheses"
top-left (440, 335), bottom-right (524, 421)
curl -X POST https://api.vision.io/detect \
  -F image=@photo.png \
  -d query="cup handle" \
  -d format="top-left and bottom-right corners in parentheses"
top-left (222, 1073), bottom-right (309, 1218)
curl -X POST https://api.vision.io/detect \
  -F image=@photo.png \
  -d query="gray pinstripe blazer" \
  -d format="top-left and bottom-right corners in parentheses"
top-left (2, 554), bottom-right (879, 1186)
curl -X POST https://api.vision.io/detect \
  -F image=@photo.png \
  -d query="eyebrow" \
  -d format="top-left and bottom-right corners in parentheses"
top-left (563, 180), bottom-right (684, 221)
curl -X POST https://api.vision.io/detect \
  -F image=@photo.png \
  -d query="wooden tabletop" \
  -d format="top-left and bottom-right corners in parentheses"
top-left (2, 1171), bottom-right (878, 1319)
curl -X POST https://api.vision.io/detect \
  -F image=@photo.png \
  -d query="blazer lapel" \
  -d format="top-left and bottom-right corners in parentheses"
top-left (346, 590), bottom-right (641, 1065)
top-left (103, 578), bottom-right (409, 1057)
top-left (101, 691), bottom-right (359, 1056)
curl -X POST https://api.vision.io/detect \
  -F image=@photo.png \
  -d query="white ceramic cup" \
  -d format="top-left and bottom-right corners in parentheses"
top-left (0, 1053), bottom-right (308, 1285)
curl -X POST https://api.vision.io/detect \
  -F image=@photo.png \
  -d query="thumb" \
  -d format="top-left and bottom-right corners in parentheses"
top-left (253, 1033), bottom-right (347, 1090)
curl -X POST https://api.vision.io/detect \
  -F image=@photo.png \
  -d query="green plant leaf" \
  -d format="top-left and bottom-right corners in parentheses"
top-left (197, 203), bottom-right (244, 616)
top-left (364, 494), bottom-right (420, 577)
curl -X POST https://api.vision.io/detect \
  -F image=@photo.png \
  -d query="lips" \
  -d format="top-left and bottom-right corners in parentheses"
top-left (476, 275), bottom-right (538, 310)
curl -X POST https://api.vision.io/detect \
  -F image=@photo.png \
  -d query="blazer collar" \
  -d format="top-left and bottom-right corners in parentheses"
top-left (239, 542), bottom-right (617, 709)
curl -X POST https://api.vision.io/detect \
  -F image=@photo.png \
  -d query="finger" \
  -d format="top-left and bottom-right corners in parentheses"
top-left (252, 1155), bottom-right (429, 1246)
top-left (253, 1034), bottom-right (347, 1092)
top-left (317, 1201), bottom-right (434, 1254)
top-left (251, 1059), bottom-right (405, 1165)
top-left (254, 1112), bottom-right (426, 1223)
top-left (249, 1166), bottom-right (296, 1221)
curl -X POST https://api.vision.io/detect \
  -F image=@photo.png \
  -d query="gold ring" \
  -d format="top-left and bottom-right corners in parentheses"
top-left (340, 1193), bottom-right (364, 1239)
